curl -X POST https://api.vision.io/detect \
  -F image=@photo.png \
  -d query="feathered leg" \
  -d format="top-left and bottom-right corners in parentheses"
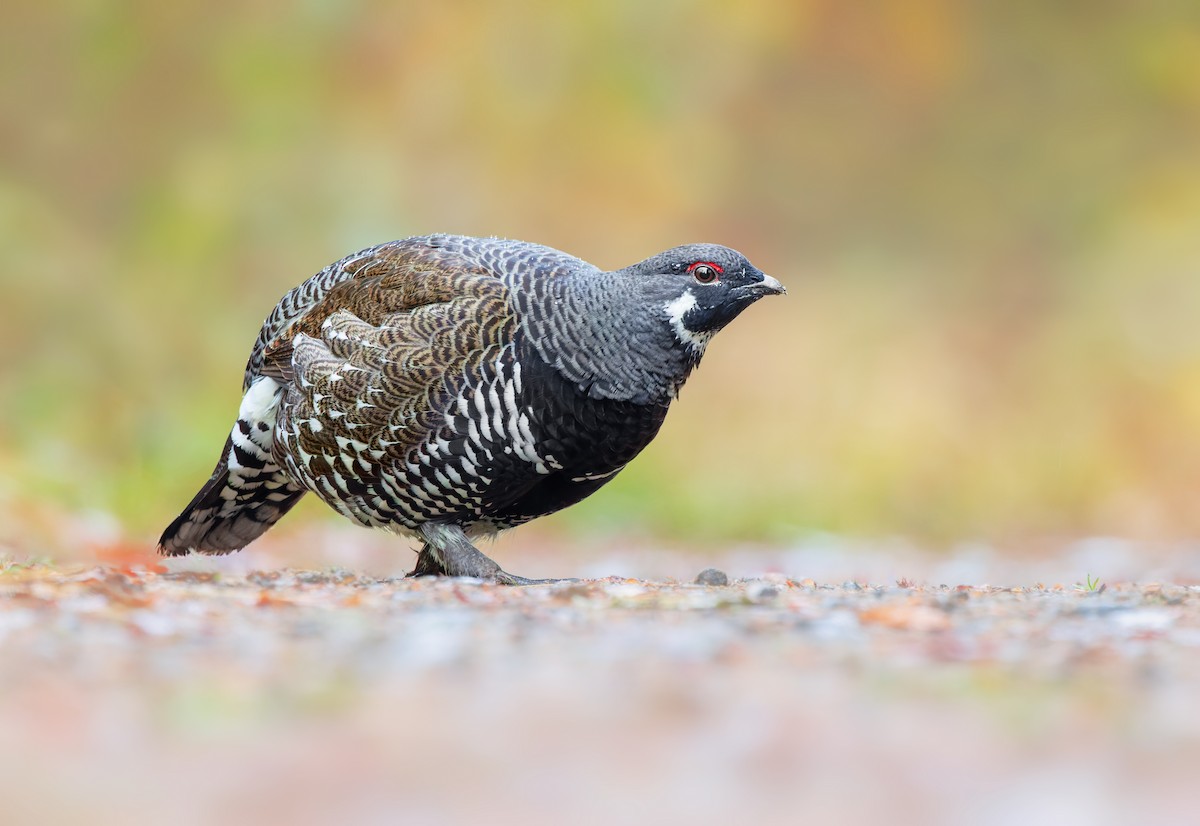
top-left (408, 544), bottom-right (450, 577)
top-left (412, 523), bottom-right (560, 585)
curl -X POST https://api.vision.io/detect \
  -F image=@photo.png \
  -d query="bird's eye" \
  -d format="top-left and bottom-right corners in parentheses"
top-left (687, 262), bottom-right (722, 284)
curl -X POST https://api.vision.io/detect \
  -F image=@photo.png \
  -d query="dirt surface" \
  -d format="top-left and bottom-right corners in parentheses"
top-left (3, 541), bottom-right (1200, 826)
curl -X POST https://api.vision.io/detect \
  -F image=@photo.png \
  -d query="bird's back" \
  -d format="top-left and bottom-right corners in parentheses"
top-left (243, 234), bottom-right (595, 390)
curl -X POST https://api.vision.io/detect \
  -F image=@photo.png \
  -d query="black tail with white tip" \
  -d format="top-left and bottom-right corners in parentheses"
top-left (158, 377), bottom-right (307, 556)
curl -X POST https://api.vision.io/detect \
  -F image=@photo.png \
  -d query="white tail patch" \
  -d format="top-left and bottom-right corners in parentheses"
top-left (239, 376), bottom-right (283, 424)
top-left (229, 376), bottom-right (283, 466)
top-left (218, 376), bottom-right (287, 516)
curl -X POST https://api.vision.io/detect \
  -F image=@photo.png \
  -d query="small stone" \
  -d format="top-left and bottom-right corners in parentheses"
top-left (747, 583), bottom-right (779, 602)
top-left (843, 581), bottom-right (862, 591)
top-left (695, 568), bottom-right (729, 586)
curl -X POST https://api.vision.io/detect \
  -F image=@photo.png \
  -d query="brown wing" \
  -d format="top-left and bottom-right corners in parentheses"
top-left (260, 244), bottom-right (491, 376)
top-left (268, 243), bottom-right (517, 505)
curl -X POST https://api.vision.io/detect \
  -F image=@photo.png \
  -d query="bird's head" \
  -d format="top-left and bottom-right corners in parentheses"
top-left (621, 244), bottom-right (785, 355)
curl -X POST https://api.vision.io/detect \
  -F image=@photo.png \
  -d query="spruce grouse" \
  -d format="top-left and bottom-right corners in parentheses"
top-left (159, 234), bottom-right (785, 582)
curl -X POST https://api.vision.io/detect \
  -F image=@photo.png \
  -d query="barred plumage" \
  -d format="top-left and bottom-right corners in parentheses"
top-left (160, 234), bottom-right (784, 582)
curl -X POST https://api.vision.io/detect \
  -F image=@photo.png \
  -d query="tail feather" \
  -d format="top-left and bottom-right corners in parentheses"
top-left (158, 438), bottom-right (306, 556)
top-left (159, 376), bottom-right (305, 556)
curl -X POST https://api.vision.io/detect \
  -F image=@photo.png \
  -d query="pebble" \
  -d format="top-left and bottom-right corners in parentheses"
top-left (695, 568), bottom-right (729, 587)
top-left (746, 582), bottom-right (779, 602)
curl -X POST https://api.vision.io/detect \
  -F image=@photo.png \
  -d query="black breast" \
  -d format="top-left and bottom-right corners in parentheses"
top-left (476, 337), bottom-right (671, 528)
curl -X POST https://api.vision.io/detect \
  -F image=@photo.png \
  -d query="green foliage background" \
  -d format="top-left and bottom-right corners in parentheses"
top-left (4, 0), bottom-right (1200, 544)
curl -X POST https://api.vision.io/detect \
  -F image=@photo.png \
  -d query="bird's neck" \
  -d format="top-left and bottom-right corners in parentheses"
top-left (522, 273), bottom-right (700, 406)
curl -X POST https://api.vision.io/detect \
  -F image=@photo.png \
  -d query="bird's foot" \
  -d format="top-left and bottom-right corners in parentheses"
top-left (492, 571), bottom-right (578, 586)
top-left (406, 554), bottom-right (564, 586)
top-left (411, 525), bottom-right (572, 586)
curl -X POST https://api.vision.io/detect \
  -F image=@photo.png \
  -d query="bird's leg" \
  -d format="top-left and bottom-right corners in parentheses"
top-left (408, 544), bottom-right (450, 577)
top-left (413, 523), bottom-right (558, 585)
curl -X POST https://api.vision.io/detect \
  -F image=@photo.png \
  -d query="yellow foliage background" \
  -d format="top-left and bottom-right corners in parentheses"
top-left (4, 0), bottom-right (1200, 545)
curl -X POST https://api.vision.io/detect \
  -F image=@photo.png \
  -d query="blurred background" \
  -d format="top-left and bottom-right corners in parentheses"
top-left (4, 0), bottom-right (1200, 559)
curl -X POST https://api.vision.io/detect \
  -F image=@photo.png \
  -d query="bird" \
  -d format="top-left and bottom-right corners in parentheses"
top-left (159, 234), bottom-right (785, 582)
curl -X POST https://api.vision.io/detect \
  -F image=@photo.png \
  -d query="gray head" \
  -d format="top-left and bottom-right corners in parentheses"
top-left (616, 243), bottom-right (785, 354)
top-left (519, 241), bottom-right (784, 405)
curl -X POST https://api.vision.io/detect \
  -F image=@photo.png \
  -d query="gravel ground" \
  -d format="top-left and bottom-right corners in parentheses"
top-left (3, 535), bottom-right (1200, 826)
